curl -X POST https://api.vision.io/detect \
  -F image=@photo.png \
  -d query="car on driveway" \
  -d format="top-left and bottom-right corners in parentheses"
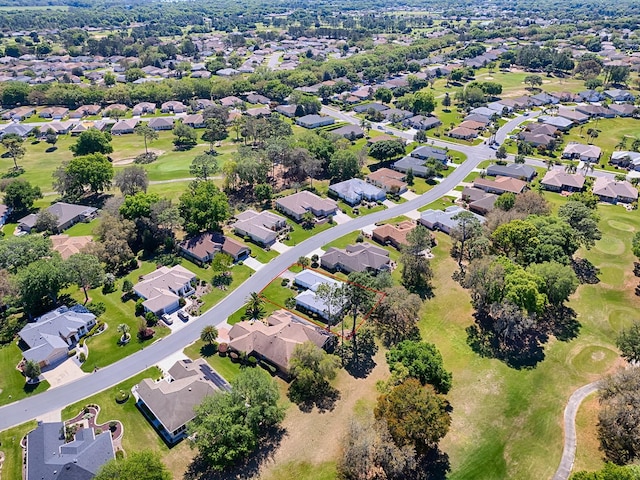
top-left (161, 314), bottom-right (173, 325)
top-left (177, 310), bottom-right (189, 322)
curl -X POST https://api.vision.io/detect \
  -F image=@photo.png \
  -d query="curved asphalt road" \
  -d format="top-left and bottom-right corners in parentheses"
top-left (552, 382), bottom-right (600, 480)
top-left (0, 113), bottom-right (531, 431)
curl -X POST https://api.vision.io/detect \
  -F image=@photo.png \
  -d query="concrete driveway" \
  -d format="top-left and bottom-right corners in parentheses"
top-left (41, 359), bottom-right (87, 388)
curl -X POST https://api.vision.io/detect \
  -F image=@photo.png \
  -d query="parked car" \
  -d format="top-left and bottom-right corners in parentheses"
top-left (177, 310), bottom-right (189, 321)
top-left (161, 313), bottom-right (173, 325)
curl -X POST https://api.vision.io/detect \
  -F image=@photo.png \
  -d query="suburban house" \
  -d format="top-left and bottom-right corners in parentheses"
top-left (70, 105), bottom-right (101, 118)
top-left (461, 187), bottom-right (497, 215)
top-left (160, 101), bottom-right (187, 113)
top-left (328, 178), bottom-right (386, 205)
top-left (275, 104), bottom-right (298, 118)
top-left (486, 163), bottom-right (536, 182)
top-left (25, 421), bottom-right (115, 480)
top-left (102, 104), bottom-right (128, 117)
top-left (604, 89), bottom-right (635, 102)
top-left (132, 102), bottom-right (156, 115)
top-left (179, 231), bottom-right (250, 263)
top-left (464, 113), bottom-right (491, 125)
top-left (393, 145), bottom-right (448, 178)
top-left (372, 220), bottom-right (416, 249)
top-left (402, 115), bottom-right (441, 130)
top-left (275, 191), bottom-right (338, 222)
top-left (218, 96), bottom-right (243, 107)
top-left (519, 131), bottom-right (556, 148)
top-left (110, 118), bottom-right (138, 135)
top-left (19, 306), bottom-right (96, 367)
top-left (473, 176), bottom-right (528, 195)
top-left (293, 270), bottom-right (345, 321)
top-left (321, 242), bottom-right (390, 274)
top-left (592, 177), bottom-right (639, 204)
top-left (411, 145), bottom-right (448, 163)
top-left (538, 115), bottom-right (574, 131)
top-left (133, 359), bottom-right (228, 444)
top-left (575, 105), bottom-right (615, 118)
top-left (458, 120), bottom-right (487, 131)
top-left (228, 309), bottom-right (334, 374)
top-left (182, 114), bottom-right (205, 128)
top-left (353, 102), bottom-right (388, 113)
top-left (17, 202), bottom-right (98, 234)
top-left (557, 108), bottom-right (589, 124)
top-left (366, 168), bottom-right (408, 194)
top-left (1, 123), bottom-right (33, 138)
top-left (609, 104), bottom-right (636, 117)
top-left (50, 234), bottom-right (93, 259)
top-left (384, 108), bottom-right (413, 122)
top-left (2, 106), bottom-right (35, 121)
top-left (540, 170), bottom-right (586, 192)
top-left (562, 143), bottom-right (602, 163)
top-left (332, 125), bottom-right (365, 139)
top-left (419, 206), bottom-right (485, 234)
top-left (610, 151), bottom-right (640, 170)
top-left (148, 117), bottom-right (174, 130)
top-left (448, 126), bottom-right (478, 140)
top-left (133, 265), bottom-right (196, 315)
top-left (232, 209), bottom-right (287, 246)
top-left (578, 90), bottom-right (603, 103)
top-left (246, 93), bottom-right (271, 105)
top-left (296, 114), bottom-right (335, 129)
top-left (39, 106), bottom-right (69, 119)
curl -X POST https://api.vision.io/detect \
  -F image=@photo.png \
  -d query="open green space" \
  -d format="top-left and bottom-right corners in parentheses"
top-left (64, 219), bottom-right (98, 237)
top-left (0, 343), bottom-right (50, 406)
top-left (421, 200), bottom-right (638, 479)
top-left (561, 117), bottom-right (640, 159)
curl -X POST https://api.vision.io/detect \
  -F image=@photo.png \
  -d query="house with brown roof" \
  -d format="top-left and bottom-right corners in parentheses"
top-left (179, 231), bottom-right (250, 264)
top-left (473, 176), bottom-right (528, 195)
top-left (461, 187), bottom-right (498, 215)
top-left (458, 120), bottom-right (486, 131)
top-left (132, 102), bottom-right (156, 115)
top-left (102, 104), bottom-right (128, 117)
top-left (372, 221), bottom-right (416, 249)
top-left (133, 265), bottom-right (196, 315)
top-left (448, 126), bottom-right (478, 140)
top-left (147, 117), bottom-right (174, 131)
top-left (562, 143), bottom-right (602, 163)
top-left (366, 168), bottom-right (408, 194)
top-left (540, 170), bottom-right (586, 192)
top-left (275, 191), bottom-right (338, 222)
top-left (228, 309), bottom-right (333, 374)
top-left (38, 106), bottom-right (69, 119)
top-left (50, 234), bottom-right (93, 259)
top-left (557, 108), bottom-right (589, 124)
top-left (110, 118), bottom-right (138, 135)
top-left (161, 101), bottom-right (187, 113)
top-left (182, 113), bottom-right (205, 128)
top-left (592, 177), bottom-right (638, 204)
top-left (321, 242), bottom-right (390, 274)
top-left (133, 359), bottom-right (228, 444)
top-left (70, 105), bottom-right (101, 118)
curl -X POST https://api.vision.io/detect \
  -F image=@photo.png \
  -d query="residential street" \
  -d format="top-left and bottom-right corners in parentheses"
top-left (0, 114), bottom-right (522, 430)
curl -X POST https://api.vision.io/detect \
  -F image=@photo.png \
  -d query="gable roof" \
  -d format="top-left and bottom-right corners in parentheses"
top-left (229, 309), bottom-right (332, 372)
top-left (26, 421), bottom-right (115, 480)
top-left (486, 163), bottom-right (536, 181)
top-left (179, 231), bottom-right (249, 261)
top-left (136, 359), bottom-right (226, 434)
top-left (592, 176), bottom-right (638, 201)
top-left (329, 178), bottom-right (385, 202)
top-left (474, 175), bottom-right (527, 194)
top-left (134, 265), bottom-right (196, 312)
top-left (232, 209), bottom-right (286, 242)
top-left (372, 220), bottom-right (415, 247)
top-left (50, 234), bottom-right (93, 259)
top-left (562, 143), bottom-right (602, 159)
top-left (18, 202), bottom-right (97, 231)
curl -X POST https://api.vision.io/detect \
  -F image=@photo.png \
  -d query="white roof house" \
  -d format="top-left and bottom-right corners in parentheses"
top-left (134, 265), bottom-right (196, 315)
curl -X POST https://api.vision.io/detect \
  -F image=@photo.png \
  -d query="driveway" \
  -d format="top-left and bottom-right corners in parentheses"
top-left (401, 191), bottom-right (420, 201)
top-left (271, 241), bottom-right (292, 253)
top-left (243, 257), bottom-right (266, 271)
top-left (41, 359), bottom-right (87, 388)
top-left (333, 211), bottom-right (352, 225)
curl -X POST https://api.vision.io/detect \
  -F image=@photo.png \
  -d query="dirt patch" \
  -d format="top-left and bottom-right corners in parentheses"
top-left (112, 148), bottom-right (166, 165)
top-left (259, 348), bottom-right (390, 476)
top-left (502, 89), bottom-right (529, 98)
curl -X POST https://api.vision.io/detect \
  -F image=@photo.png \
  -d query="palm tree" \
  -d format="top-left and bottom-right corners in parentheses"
top-left (359, 118), bottom-right (371, 136)
top-left (615, 137), bottom-right (628, 151)
top-left (23, 359), bottom-right (41, 383)
top-left (117, 323), bottom-right (130, 342)
top-left (134, 124), bottom-right (159, 155)
top-left (565, 161), bottom-right (578, 174)
top-left (200, 325), bottom-right (219, 345)
top-left (242, 292), bottom-right (266, 323)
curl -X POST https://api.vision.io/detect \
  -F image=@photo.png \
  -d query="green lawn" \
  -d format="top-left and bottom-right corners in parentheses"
top-left (0, 421), bottom-right (37, 480)
top-left (0, 343), bottom-right (50, 406)
top-left (64, 219), bottom-right (98, 237)
top-left (561, 117), bottom-right (640, 160)
top-left (184, 339), bottom-right (242, 382)
top-left (283, 220), bottom-right (334, 247)
top-left (423, 201), bottom-right (640, 479)
top-left (410, 177), bottom-right (437, 195)
top-left (262, 461), bottom-right (337, 480)
top-left (197, 263), bottom-right (253, 311)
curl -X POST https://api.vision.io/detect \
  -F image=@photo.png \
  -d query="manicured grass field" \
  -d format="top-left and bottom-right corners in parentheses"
top-left (282, 219), bottom-right (334, 247)
top-left (0, 343), bottom-right (50, 406)
top-left (0, 421), bottom-right (37, 480)
top-left (421, 200), bottom-right (639, 479)
top-left (561, 117), bottom-right (640, 158)
top-left (64, 219), bottom-right (98, 237)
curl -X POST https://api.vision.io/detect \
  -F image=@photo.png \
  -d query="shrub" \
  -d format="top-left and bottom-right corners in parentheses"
top-left (115, 390), bottom-right (129, 404)
top-left (79, 338), bottom-right (85, 347)
top-left (247, 356), bottom-right (258, 367)
top-left (356, 234), bottom-right (364, 243)
top-left (115, 450), bottom-right (125, 460)
top-left (122, 279), bottom-right (133, 293)
top-left (135, 298), bottom-right (145, 316)
top-left (145, 311), bottom-right (157, 326)
top-left (281, 278), bottom-right (290, 286)
top-left (87, 302), bottom-right (106, 318)
top-left (178, 297), bottom-right (186, 307)
top-left (78, 352), bottom-right (86, 363)
top-left (285, 297), bottom-right (297, 309)
top-left (102, 273), bottom-right (116, 294)
top-left (68, 349), bottom-right (76, 357)
top-left (218, 343), bottom-right (228, 355)
top-left (109, 421), bottom-right (118, 432)
top-left (95, 428), bottom-right (102, 435)
top-left (133, 152), bottom-right (158, 164)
